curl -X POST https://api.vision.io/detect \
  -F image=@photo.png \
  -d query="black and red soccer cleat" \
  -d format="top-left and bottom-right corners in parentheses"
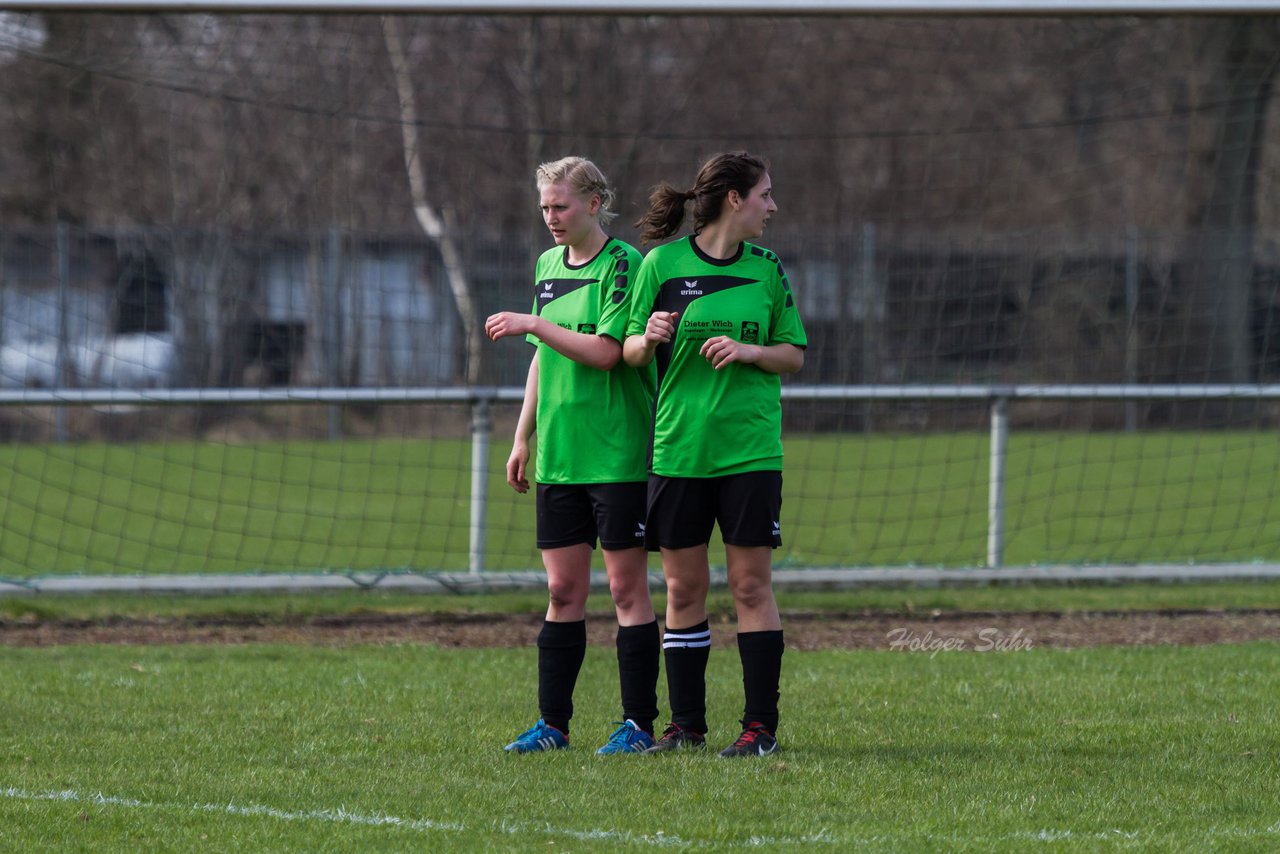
top-left (718, 722), bottom-right (779, 757)
top-left (642, 722), bottom-right (706, 753)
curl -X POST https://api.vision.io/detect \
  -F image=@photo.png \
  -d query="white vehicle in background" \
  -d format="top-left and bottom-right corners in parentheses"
top-left (0, 332), bottom-right (175, 389)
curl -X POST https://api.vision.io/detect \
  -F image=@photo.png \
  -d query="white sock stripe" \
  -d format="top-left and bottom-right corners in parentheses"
top-left (663, 638), bottom-right (712, 649)
top-left (663, 628), bottom-right (711, 641)
top-left (663, 626), bottom-right (711, 650)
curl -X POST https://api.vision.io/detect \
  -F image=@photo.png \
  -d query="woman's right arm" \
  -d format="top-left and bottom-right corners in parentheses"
top-left (507, 353), bottom-right (538, 493)
top-left (487, 311), bottom-right (621, 371)
top-left (623, 311), bottom-right (680, 367)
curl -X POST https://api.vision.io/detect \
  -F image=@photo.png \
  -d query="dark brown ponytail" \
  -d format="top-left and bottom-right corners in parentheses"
top-left (634, 182), bottom-right (692, 244)
top-left (634, 152), bottom-right (769, 244)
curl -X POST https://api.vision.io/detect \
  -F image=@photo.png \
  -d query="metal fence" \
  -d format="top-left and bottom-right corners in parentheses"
top-left (3, 381), bottom-right (1279, 576)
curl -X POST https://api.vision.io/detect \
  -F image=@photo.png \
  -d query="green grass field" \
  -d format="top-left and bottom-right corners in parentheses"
top-left (3, 638), bottom-right (1278, 851)
top-left (0, 431), bottom-right (1277, 577)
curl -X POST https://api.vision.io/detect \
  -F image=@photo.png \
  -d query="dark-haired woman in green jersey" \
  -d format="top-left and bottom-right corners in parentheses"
top-left (623, 152), bottom-right (806, 758)
top-left (485, 157), bottom-right (660, 755)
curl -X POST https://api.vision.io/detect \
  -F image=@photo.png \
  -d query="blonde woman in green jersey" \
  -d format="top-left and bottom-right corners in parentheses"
top-left (485, 157), bottom-right (660, 755)
top-left (623, 152), bottom-right (806, 758)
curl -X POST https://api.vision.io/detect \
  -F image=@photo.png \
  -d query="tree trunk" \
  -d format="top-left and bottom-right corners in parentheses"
top-left (1182, 19), bottom-right (1279, 391)
top-left (381, 15), bottom-right (481, 386)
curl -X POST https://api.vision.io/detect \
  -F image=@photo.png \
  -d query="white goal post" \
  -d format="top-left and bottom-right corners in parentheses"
top-left (5, 1), bottom-right (1280, 13)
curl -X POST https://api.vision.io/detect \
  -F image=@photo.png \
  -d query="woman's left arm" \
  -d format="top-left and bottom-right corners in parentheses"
top-left (699, 339), bottom-right (804, 374)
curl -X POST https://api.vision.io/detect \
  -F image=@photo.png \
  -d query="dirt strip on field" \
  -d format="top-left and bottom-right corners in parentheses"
top-left (2, 609), bottom-right (1278, 649)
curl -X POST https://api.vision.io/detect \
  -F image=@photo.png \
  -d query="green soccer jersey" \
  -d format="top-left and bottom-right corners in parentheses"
top-left (625, 236), bottom-right (807, 478)
top-left (528, 238), bottom-right (654, 484)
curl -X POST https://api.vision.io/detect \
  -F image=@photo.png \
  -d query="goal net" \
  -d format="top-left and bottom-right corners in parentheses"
top-left (0, 9), bottom-right (1278, 577)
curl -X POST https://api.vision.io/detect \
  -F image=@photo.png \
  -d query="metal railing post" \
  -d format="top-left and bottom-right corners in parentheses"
top-left (469, 397), bottom-right (492, 573)
top-left (325, 228), bottom-right (343, 440)
top-left (55, 222), bottom-right (71, 443)
top-left (988, 395), bottom-right (1009, 568)
top-left (861, 222), bottom-right (877, 432)
top-left (1125, 227), bottom-right (1139, 432)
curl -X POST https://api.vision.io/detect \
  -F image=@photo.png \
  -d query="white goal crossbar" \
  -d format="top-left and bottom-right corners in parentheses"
top-left (5, 1), bottom-right (1280, 14)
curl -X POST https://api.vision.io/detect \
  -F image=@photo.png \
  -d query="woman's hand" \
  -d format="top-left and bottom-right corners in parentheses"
top-left (644, 311), bottom-right (680, 345)
top-left (485, 312), bottom-right (536, 342)
top-left (700, 336), bottom-right (760, 370)
top-left (506, 442), bottom-right (530, 493)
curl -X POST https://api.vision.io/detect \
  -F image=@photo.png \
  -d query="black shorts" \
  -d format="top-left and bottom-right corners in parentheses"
top-left (644, 470), bottom-right (783, 551)
top-left (535, 482), bottom-right (648, 551)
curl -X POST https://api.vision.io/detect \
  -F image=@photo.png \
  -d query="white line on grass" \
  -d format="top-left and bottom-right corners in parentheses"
top-left (2, 787), bottom-right (467, 835)
top-left (10, 787), bottom-right (1271, 847)
top-left (0, 786), bottom-right (834, 847)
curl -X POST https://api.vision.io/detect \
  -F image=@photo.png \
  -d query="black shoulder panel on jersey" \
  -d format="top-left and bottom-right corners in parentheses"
top-left (654, 275), bottom-right (757, 316)
top-left (535, 277), bottom-right (598, 306)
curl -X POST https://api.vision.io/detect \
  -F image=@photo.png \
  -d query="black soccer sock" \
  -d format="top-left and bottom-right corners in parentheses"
top-left (737, 629), bottom-right (785, 734)
top-left (662, 619), bottom-right (711, 734)
top-left (537, 619), bottom-right (587, 736)
top-left (616, 620), bottom-right (660, 735)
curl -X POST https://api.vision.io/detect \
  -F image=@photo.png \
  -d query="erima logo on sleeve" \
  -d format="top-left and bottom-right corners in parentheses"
top-left (538, 278), bottom-right (597, 302)
top-left (659, 275), bottom-right (756, 311)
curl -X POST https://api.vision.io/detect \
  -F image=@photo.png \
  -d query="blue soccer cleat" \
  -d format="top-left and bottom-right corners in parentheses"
top-left (596, 720), bottom-right (655, 755)
top-left (503, 719), bottom-right (568, 753)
